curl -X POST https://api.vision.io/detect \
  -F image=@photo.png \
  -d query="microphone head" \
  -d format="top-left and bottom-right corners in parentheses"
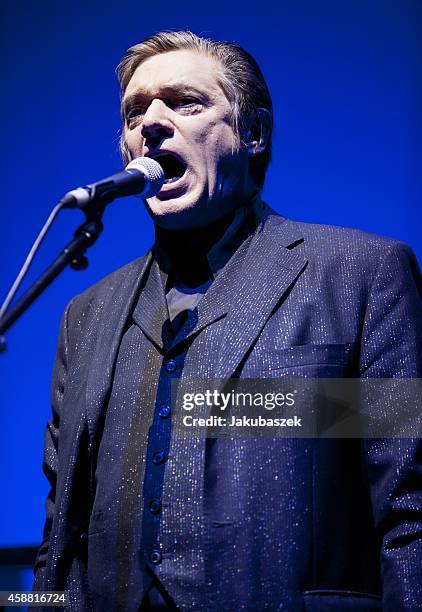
top-left (125, 157), bottom-right (165, 198)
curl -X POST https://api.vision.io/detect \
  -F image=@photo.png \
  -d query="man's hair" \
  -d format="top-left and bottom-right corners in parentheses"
top-left (117, 30), bottom-right (273, 187)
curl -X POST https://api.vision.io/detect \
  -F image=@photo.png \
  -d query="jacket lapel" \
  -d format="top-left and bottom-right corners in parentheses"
top-left (85, 253), bottom-right (153, 436)
top-left (216, 215), bottom-right (308, 379)
top-left (132, 258), bottom-right (171, 351)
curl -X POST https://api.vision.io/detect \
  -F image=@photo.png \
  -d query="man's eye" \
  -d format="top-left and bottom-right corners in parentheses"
top-left (174, 98), bottom-right (202, 112)
top-left (126, 108), bottom-right (144, 123)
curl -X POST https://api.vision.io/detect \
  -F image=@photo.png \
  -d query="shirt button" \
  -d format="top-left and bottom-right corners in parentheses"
top-left (152, 450), bottom-right (167, 465)
top-left (159, 405), bottom-right (171, 418)
top-left (150, 550), bottom-right (162, 565)
top-left (164, 359), bottom-right (177, 373)
top-left (149, 498), bottom-right (162, 514)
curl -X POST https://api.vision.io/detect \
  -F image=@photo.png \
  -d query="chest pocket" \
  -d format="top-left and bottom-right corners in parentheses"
top-left (246, 343), bottom-right (353, 377)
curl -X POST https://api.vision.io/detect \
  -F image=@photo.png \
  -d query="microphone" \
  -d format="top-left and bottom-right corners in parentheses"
top-left (61, 157), bottom-right (165, 209)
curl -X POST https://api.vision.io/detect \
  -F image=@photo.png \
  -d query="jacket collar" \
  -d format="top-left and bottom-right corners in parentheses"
top-left (133, 205), bottom-right (307, 362)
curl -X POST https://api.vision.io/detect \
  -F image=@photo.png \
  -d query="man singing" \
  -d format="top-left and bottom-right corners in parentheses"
top-left (34, 31), bottom-right (422, 611)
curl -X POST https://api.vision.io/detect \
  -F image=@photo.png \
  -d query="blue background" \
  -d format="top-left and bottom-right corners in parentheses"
top-left (1, 0), bottom-right (421, 547)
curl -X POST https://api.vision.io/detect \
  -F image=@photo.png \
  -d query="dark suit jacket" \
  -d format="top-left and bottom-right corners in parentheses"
top-left (34, 210), bottom-right (422, 611)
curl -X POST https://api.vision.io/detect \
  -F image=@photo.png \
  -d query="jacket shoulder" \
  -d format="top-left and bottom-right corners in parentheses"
top-left (289, 218), bottom-right (407, 250)
top-left (280, 217), bottom-right (418, 268)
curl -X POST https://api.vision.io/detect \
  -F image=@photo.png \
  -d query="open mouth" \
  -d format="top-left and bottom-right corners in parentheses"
top-left (152, 153), bottom-right (187, 184)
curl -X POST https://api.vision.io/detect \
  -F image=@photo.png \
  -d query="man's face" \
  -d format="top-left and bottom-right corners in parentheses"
top-left (122, 49), bottom-right (254, 230)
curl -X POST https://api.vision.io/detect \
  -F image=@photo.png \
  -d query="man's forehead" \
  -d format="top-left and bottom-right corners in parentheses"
top-left (124, 49), bottom-right (223, 98)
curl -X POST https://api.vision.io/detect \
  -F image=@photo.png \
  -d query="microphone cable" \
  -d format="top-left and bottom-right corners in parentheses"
top-left (0, 200), bottom-right (67, 320)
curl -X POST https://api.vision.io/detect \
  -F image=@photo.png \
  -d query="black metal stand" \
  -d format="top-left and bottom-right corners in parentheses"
top-left (0, 211), bottom-right (104, 348)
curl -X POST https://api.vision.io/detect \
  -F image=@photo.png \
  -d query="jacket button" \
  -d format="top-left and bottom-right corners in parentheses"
top-left (159, 405), bottom-right (171, 418)
top-left (149, 498), bottom-right (162, 514)
top-left (150, 550), bottom-right (162, 565)
top-left (164, 360), bottom-right (177, 373)
top-left (152, 451), bottom-right (166, 465)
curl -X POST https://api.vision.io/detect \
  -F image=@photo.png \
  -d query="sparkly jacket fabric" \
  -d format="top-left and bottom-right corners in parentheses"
top-left (33, 209), bottom-right (422, 611)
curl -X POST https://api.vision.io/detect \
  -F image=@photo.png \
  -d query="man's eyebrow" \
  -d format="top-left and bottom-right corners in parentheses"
top-left (122, 85), bottom-right (209, 110)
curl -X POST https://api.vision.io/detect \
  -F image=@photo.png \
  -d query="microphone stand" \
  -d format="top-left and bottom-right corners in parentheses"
top-left (0, 208), bottom-right (104, 351)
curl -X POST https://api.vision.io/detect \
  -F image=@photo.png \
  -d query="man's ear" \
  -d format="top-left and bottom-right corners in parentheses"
top-left (245, 108), bottom-right (271, 156)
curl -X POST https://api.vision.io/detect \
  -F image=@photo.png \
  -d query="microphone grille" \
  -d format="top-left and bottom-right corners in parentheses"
top-left (126, 157), bottom-right (165, 197)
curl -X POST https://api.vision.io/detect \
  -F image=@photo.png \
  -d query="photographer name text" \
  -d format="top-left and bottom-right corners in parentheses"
top-left (182, 415), bottom-right (302, 427)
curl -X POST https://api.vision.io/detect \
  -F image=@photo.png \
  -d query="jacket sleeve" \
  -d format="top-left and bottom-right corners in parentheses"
top-left (359, 242), bottom-right (422, 611)
top-left (33, 298), bottom-right (76, 589)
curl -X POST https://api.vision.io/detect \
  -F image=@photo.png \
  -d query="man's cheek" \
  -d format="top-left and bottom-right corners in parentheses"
top-left (125, 132), bottom-right (143, 157)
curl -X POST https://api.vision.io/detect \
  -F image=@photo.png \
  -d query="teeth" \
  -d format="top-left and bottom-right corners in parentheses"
top-left (165, 176), bottom-right (179, 184)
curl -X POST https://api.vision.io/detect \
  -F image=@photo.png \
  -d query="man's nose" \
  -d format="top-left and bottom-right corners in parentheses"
top-left (141, 99), bottom-right (174, 145)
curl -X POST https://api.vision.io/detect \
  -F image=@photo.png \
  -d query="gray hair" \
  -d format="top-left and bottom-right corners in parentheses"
top-left (117, 30), bottom-right (273, 187)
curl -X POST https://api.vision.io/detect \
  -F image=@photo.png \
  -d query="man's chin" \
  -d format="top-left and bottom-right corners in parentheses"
top-left (144, 192), bottom-right (204, 230)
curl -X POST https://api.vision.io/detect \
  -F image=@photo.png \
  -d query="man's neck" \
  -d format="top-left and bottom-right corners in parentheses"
top-left (153, 194), bottom-right (264, 289)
